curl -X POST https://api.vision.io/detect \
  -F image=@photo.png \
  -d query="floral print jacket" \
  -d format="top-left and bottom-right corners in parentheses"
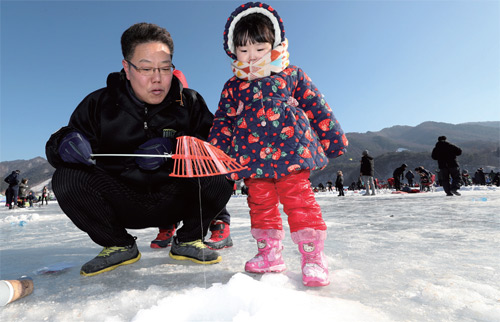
top-left (208, 65), bottom-right (348, 180)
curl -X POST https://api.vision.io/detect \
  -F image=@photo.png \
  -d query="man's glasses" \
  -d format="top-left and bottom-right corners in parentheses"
top-left (126, 60), bottom-right (175, 76)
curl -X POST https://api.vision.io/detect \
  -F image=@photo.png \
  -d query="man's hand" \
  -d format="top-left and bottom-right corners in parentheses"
top-left (58, 132), bottom-right (95, 166)
top-left (135, 137), bottom-right (173, 170)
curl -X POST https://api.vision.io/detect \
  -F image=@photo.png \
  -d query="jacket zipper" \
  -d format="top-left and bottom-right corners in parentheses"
top-left (144, 107), bottom-right (148, 130)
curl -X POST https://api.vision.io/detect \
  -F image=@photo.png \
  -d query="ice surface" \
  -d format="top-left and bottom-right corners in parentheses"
top-left (1, 186), bottom-right (499, 321)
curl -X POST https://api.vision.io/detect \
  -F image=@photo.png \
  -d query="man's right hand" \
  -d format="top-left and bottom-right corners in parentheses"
top-left (58, 132), bottom-right (95, 166)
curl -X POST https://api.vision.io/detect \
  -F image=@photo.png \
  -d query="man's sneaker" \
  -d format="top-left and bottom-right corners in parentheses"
top-left (150, 226), bottom-right (176, 249)
top-left (80, 243), bottom-right (141, 276)
top-left (204, 220), bottom-right (233, 250)
top-left (169, 238), bottom-right (221, 264)
top-left (452, 190), bottom-right (461, 196)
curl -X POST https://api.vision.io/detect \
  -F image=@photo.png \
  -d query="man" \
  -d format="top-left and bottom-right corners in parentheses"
top-left (46, 23), bottom-right (233, 276)
top-left (4, 170), bottom-right (20, 209)
top-left (359, 150), bottom-right (376, 195)
top-left (392, 164), bottom-right (407, 191)
top-left (148, 70), bottom-right (233, 251)
top-left (431, 136), bottom-right (462, 196)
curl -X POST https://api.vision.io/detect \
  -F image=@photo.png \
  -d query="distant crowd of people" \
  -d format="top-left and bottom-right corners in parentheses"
top-left (3, 170), bottom-right (51, 209)
top-left (311, 136), bottom-right (500, 196)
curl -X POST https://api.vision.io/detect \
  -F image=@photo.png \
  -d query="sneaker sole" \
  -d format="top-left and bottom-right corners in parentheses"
top-left (80, 252), bottom-right (141, 276)
top-left (205, 244), bottom-right (233, 250)
top-left (204, 240), bottom-right (234, 250)
top-left (245, 264), bottom-right (286, 274)
top-left (304, 280), bottom-right (330, 287)
top-left (169, 252), bottom-right (221, 264)
top-left (150, 242), bottom-right (172, 249)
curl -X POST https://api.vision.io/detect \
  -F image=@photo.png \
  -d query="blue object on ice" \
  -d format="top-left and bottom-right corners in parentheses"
top-left (34, 262), bottom-right (77, 275)
top-left (472, 197), bottom-right (487, 202)
top-left (18, 221), bottom-right (27, 226)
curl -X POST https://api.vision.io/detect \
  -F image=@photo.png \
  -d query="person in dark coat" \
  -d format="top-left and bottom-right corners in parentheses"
top-left (4, 170), bottom-right (20, 209)
top-left (431, 136), bottom-right (462, 196)
top-left (18, 178), bottom-right (29, 207)
top-left (474, 168), bottom-right (486, 185)
top-left (405, 170), bottom-right (414, 187)
top-left (45, 23), bottom-right (233, 277)
top-left (392, 164), bottom-right (407, 191)
top-left (492, 172), bottom-right (500, 187)
top-left (335, 170), bottom-right (345, 196)
top-left (359, 150), bottom-right (376, 195)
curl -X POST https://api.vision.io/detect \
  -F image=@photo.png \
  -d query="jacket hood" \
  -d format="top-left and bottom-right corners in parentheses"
top-left (223, 2), bottom-right (286, 60)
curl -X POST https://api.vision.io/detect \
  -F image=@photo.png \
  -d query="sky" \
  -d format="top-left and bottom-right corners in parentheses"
top-left (1, 185), bottom-right (499, 321)
top-left (1, 0), bottom-right (499, 161)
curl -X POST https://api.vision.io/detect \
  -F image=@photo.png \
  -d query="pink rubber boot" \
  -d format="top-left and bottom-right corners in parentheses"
top-left (292, 228), bottom-right (329, 287)
top-left (245, 228), bottom-right (286, 273)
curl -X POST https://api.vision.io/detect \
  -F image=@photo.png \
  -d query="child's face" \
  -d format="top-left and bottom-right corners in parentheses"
top-left (235, 42), bottom-right (272, 63)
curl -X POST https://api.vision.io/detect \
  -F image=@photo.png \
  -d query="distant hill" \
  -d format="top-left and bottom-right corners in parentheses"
top-left (1, 121), bottom-right (499, 192)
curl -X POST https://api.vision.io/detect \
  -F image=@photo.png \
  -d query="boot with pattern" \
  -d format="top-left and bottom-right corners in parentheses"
top-left (292, 228), bottom-right (329, 287)
top-left (245, 228), bottom-right (286, 273)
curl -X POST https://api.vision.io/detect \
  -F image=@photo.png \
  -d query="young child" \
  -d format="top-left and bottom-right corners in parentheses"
top-left (208, 2), bottom-right (348, 287)
top-left (335, 171), bottom-right (345, 197)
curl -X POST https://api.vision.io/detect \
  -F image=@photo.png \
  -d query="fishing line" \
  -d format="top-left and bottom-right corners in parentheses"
top-left (197, 176), bottom-right (208, 288)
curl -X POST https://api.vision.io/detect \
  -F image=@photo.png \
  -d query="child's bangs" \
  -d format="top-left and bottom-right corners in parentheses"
top-left (234, 29), bottom-right (274, 47)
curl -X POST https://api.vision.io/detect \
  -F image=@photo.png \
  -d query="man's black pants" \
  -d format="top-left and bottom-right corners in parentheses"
top-left (440, 167), bottom-right (461, 194)
top-left (52, 167), bottom-right (233, 247)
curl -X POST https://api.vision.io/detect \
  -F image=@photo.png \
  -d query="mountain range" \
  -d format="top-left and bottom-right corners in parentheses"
top-left (1, 121), bottom-right (499, 193)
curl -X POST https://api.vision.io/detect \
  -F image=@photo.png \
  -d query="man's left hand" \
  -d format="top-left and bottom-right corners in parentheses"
top-left (135, 137), bottom-right (173, 170)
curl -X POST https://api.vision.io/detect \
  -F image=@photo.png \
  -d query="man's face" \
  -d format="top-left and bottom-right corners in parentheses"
top-left (122, 42), bottom-right (173, 105)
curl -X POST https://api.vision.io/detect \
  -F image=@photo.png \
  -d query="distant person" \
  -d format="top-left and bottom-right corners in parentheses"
top-left (207, 2), bottom-right (348, 287)
top-left (240, 183), bottom-right (249, 195)
top-left (335, 170), bottom-right (345, 196)
top-left (461, 170), bottom-right (472, 186)
top-left (41, 186), bottom-right (49, 205)
top-left (27, 191), bottom-right (36, 207)
top-left (415, 166), bottom-right (432, 192)
top-left (392, 164), bottom-right (407, 191)
top-left (405, 170), bottom-right (414, 187)
top-left (431, 137), bottom-right (463, 195)
top-left (474, 168), bottom-right (486, 185)
top-left (4, 170), bottom-right (20, 209)
top-left (18, 178), bottom-right (29, 207)
top-left (326, 180), bottom-right (333, 192)
top-left (45, 22), bottom-right (233, 277)
top-left (492, 172), bottom-right (500, 187)
top-left (488, 170), bottom-right (495, 184)
top-left (359, 150), bottom-right (375, 196)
